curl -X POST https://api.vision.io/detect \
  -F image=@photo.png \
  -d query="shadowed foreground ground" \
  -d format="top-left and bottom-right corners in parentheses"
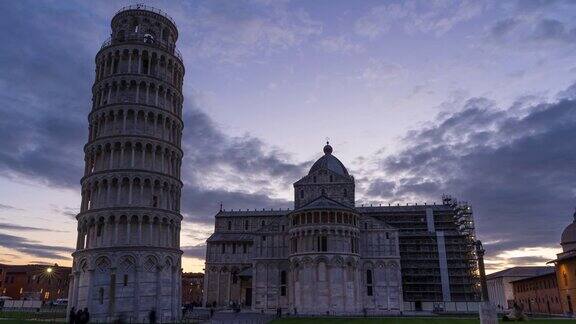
top-left (0, 322), bottom-right (64, 324)
top-left (270, 317), bottom-right (576, 324)
top-left (1, 316), bottom-right (576, 323)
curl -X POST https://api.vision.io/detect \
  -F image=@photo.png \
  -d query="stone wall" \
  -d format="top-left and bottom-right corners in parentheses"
top-left (70, 250), bottom-right (181, 322)
top-left (294, 169), bottom-right (355, 209)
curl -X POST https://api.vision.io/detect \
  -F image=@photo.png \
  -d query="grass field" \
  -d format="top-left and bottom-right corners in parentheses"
top-left (0, 310), bottom-right (65, 323)
top-left (0, 317), bottom-right (574, 324)
top-left (0, 318), bottom-right (66, 324)
top-left (271, 318), bottom-right (576, 324)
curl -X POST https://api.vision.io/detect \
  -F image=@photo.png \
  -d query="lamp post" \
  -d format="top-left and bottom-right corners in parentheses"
top-left (476, 240), bottom-right (497, 324)
top-left (475, 240), bottom-right (489, 301)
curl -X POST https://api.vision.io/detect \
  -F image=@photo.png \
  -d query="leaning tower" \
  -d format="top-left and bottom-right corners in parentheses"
top-left (68, 5), bottom-right (184, 323)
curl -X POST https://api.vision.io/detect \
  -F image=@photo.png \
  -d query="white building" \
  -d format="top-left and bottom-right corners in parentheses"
top-left (203, 142), bottom-right (485, 314)
top-left (203, 143), bottom-right (405, 315)
top-left (486, 266), bottom-right (553, 311)
top-left (68, 5), bottom-right (185, 323)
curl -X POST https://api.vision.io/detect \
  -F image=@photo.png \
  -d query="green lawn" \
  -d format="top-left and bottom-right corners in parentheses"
top-left (271, 318), bottom-right (576, 324)
top-left (0, 321), bottom-right (65, 324)
top-left (1, 316), bottom-right (574, 324)
top-left (0, 310), bottom-right (65, 323)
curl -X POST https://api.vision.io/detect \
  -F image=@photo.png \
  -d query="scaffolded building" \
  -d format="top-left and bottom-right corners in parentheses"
top-left (359, 195), bottom-right (480, 311)
top-left (203, 144), bottom-right (481, 313)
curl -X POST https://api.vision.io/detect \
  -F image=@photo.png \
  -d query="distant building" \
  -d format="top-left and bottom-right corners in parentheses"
top-left (487, 266), bottom-right (553, 311)
top-left (0, 263), bottom-right (70, 302)
top-left (511, 269), bottom-right (562, 315)
top-left (548, 209), bottom-right (576, 316)
top-left (203, 143), bottom-right (481, 315)
top-left (182, 272), bottom-right (203, 306)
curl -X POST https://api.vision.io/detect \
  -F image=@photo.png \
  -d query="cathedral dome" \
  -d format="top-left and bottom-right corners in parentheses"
top-left (561, 210), bottom-right (576, 252)
top-left (308, 142), bottom-right (349, 176)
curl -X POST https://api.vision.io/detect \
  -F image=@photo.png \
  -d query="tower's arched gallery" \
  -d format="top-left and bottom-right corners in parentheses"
top-left (204, 143), bottom-right (482, 314)
top-left (68, 5), bottom-right (184, 323)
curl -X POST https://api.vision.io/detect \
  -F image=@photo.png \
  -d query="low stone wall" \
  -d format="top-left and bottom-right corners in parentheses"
top-left (403, 301), bottom-right (481, 313)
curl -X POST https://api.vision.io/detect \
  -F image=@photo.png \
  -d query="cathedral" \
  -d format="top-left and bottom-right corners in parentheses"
top-left (203, 143), bottom-right (481, 315)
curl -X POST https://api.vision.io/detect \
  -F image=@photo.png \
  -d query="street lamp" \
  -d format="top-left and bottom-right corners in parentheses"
top-left (46, 267), bottom-right (53, 274)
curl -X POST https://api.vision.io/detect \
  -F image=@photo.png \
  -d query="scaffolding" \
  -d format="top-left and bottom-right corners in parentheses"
top-left (358, 195), bottom-right (481, 302)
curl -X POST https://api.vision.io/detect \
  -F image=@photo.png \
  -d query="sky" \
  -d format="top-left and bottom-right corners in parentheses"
top-left (1, 0), bottom-right (576, 273)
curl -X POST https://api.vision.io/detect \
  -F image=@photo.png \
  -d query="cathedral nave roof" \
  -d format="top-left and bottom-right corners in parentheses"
top-left (216, 209), bottom-right (290, 217)
top-left (206, 232), bottom-right (254, 242)
top-left (293, 195), bottom-right (357, 213)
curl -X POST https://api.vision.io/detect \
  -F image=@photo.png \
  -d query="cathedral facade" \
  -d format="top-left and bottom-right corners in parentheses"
top-left (203, 143), bottom-right (482, 314)
top-left (203, 143), bottom-right (403, 314)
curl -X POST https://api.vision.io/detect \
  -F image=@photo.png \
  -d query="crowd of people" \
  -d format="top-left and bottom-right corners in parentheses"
top-left (68, 308), bottom-right (157, 324)
top-left (68, 307), bottom-right (89, 324)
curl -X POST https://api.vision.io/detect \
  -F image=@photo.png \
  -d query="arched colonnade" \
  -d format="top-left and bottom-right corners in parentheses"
top-left (84, 139), bottom-right (182, 178)
top-left (80, 174), bottom-right (181, 212)
top-left (88, 107), bottom-right (182, 145)
top-left (76, 211), bottom-right (181, 250)
top-left (95, 46), bottom-right (183, 90)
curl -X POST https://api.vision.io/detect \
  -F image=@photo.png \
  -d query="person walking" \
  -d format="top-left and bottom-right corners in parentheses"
top-left (75, 309), bottom-right (84, 324)
top-left (113, 314), bottom-right (126, 324)
top-left (81, 307), bottom-right (90, 324)
top-left (148, 309), bottom-right (157, 324)
top-left (69, 307), bottom-right (76, 324)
